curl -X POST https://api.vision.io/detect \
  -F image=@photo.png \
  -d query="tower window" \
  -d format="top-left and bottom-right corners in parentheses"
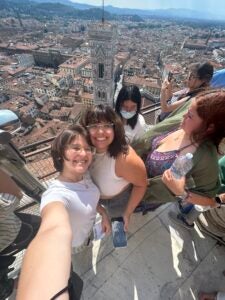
top-left (98, 63), bottom-right (104, 78)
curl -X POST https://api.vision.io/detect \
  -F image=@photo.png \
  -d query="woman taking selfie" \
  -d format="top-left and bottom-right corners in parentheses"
top-left (18, 125), bottom-right (110, 300)
top-left (159, 62), bottom-right (214, 122)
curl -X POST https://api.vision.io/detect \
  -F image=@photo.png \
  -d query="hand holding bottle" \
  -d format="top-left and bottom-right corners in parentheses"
top-left (162, 169), bottom-right (186, 196)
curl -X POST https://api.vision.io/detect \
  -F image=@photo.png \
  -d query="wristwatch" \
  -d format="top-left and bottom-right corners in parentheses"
top-left (215, 195), bottom-right (222, 208)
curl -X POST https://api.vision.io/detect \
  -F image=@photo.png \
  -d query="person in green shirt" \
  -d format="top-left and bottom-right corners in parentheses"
top-left (133, 89), bottom-right (225, 222)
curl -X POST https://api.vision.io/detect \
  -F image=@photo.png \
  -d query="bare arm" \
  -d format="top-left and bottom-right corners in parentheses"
top-left (186, 193), bottom-right (216, 207)
top-left (163, 96), bottom-right (191, 113)
top-left (162, 169), bottom-right (216, 207)
top-left (116, 146), bottom-right (148, 230)
top-left (17, 202), bottom-right (72, 300)
top-left (160, 80), bottom-right (190, 113)
top-left (160, 79), bottom-right (173, 112)
top-left (97, 204), bottom-right (111, 235)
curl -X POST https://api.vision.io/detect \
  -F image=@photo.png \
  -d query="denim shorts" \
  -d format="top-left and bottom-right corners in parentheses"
top-left (99, 185), bottom-right (132, 218)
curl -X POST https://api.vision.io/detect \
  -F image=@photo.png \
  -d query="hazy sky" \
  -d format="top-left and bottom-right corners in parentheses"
top-left (71, 0), bottom-right (225, 16)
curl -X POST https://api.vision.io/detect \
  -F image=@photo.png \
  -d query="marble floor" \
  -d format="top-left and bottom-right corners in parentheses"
top-left (8, 202), bottom-right (225, 300)
top-left (79, 203), bottom-right (225, 300)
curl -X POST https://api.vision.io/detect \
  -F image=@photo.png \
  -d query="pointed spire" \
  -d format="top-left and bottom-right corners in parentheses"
top-left (102, 0), bottom-right (105, 24)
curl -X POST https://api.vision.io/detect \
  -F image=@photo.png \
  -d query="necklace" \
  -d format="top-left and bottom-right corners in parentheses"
top-left (172, 130), bottom-right (186, 142)
top-left (173, 135), bottom-right (181, 142)
top-left (58, 174), bottom-right (89, 189)
top-left (82, 175), bottom-right (89, 189)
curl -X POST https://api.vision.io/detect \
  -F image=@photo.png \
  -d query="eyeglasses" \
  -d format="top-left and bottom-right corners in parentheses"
top-left (86, 123), bottom-right (114, 134)
top-left (188, 73), bottom-right (198, 80)
top-left (66, 144), bottom-right (95, 154)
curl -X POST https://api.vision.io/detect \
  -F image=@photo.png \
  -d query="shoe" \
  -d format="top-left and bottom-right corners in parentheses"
top-left (134, 202), bottom-right (162, 214)
top-left (168, 211), bottom-right (194, 230)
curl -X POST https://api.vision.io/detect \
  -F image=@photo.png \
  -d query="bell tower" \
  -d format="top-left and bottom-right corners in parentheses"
top-left (88, 2), bottom-right (116, 106)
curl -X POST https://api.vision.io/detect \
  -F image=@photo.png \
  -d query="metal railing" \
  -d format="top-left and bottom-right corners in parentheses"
top-left (19, 137), bottom-right (57, 188)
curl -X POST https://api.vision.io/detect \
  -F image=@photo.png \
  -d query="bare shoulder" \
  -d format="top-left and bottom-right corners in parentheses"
top-left (116, 146), bottom-right (147, 184)
top-left (116, 146), bottom-right (146, 174)
top-left (117, 146), bottom-right (143, 164)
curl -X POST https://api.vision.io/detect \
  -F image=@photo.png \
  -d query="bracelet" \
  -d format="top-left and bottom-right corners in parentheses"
top-left (179, 190), bottom-right (190, 201)
top-left (215, 196), bottom-right (221, 208)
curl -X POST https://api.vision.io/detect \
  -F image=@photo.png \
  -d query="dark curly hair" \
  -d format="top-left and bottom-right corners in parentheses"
top-left (191, 89), bottom-right (225, 151)
top-left (80, 104), bottom-right (129, 158)
top-left (189, 62), bottom-right (214, 84)
top-left (115, 85), bottom-right (142, 129)
top-left (51, 124), bottom-right (90, 172)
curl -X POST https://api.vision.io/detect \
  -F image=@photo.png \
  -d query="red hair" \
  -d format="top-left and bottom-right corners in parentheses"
top-left (191, 89), bottom-right (225, 151)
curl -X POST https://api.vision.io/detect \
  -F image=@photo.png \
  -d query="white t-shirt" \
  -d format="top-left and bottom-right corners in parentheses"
top-left (124, 114), bottom-right (149, 143)
top-left (41, 174), bottom-right (100, 248)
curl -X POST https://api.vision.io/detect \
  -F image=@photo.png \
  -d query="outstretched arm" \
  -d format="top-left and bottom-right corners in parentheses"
top-left (17, 202), bottom-right (72, 300)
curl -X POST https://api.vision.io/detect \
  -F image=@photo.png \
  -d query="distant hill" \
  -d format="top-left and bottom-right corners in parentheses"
top-left (0, 0), bottom-right (223, 22)
top-left (32, 0), bottom-right (94, 10)
top-left (30, 0), bottom-right (224, 21)
top-left (102, 5), bottom-right (222, 21)
top-left (0, 0), bottom-right (112, 20)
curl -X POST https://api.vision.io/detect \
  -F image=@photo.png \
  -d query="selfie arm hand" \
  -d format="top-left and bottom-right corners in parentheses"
top-left (17, 202), bottom-right (72, 300)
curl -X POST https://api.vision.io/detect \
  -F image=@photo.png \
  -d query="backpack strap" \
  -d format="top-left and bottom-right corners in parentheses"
top-left (178, 143), bottom-right (194, 152)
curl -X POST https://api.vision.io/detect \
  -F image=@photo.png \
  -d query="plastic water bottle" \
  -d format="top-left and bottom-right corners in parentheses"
top-left (170, 153), bottom-right (193, 179)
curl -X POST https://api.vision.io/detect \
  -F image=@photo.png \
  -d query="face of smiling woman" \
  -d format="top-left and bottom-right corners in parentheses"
top-left (62, 135), bottom-right (94, 178)
top-left (87, 122), bottom-right (115, 154)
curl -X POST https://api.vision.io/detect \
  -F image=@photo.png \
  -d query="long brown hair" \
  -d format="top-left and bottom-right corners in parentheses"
top-left (80, 104), bottom-right (129, 158)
